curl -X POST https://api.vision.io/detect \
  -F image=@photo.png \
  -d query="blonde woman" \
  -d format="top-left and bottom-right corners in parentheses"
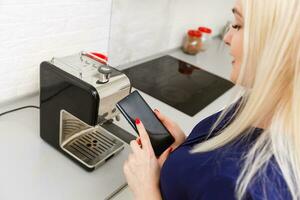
top-left (123, 0), bottom-right (300, 199)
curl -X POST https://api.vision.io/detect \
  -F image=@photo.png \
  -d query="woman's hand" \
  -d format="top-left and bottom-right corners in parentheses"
top-left (123, 118), bottom-right (168, 200)
top-left (154, 109), bottom-right (186, 151)
top-left (123, 110), bottom-right (186, 199)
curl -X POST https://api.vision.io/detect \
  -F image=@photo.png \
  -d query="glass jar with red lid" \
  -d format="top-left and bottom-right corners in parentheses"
top-left (182, 30), bottom-right (202, 55)
top-left (198, 27), bottom-right (212, 51)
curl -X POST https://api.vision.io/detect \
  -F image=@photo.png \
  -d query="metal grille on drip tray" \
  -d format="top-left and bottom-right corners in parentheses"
top-left (64, 128), bottom-right (124, 168)
top-left (62, 119), bottom-right (91, 140)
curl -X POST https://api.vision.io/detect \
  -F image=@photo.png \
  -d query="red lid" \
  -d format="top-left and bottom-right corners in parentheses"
top-left (90, 52), bottom-right (108, 61)
top-left (198, 27), bottom-right (212, 34)
top-left (85, 52), bottom-right (108, 64)
top-left (188, 30), bottom-right (202, 38)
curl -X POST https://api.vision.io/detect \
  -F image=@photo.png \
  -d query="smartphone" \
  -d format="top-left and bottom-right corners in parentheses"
top-left (116, 91), bottom-right (174, 156)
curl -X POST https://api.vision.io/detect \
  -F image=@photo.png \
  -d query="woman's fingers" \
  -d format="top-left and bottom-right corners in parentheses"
top-left (135, 118), bottom-right (154, 154)
top-left (154, 109), bottom-right (179, 138)
top-left (154, 109), bottom-right (169, 123)
top-left (123, 159), bottom-right (132, 178)
top-left (154, 109), bottom-right (174, 130)
top-left (154, 109), bottom-right (186, 150)
top-left (158, 146), bottom-right (173, 168)
top-left (130, 139), bottom-right (142, 154)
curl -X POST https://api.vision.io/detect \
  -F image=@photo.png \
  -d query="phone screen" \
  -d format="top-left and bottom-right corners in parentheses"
top-left (116, 91), bottom-right (174, 156)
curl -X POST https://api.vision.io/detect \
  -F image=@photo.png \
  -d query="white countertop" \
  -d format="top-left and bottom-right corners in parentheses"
top-left (0, 95), bottom-right (132, 200)
top-left (0, 39), bottom-right (239, 200)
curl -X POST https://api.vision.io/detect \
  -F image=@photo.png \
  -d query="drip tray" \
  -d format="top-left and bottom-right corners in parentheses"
top-left (63, 127), bottom-right (124, 168)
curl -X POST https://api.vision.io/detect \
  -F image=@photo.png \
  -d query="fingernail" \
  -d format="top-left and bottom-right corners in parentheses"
top-left (137, 138), bottom-right (141, 145)
top-left (154, 109), bottom-right (159, 113)
top-left (135, 118), bottom-right (140, 125)
top-left (169, 147), bottom-right (173, 153)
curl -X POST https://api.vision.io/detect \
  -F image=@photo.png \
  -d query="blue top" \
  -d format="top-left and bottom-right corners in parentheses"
top-left (160, 105), bottom-right (291, 200)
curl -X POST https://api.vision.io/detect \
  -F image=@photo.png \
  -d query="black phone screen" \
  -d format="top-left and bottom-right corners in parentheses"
top-left (116, 91), bottom-right (174, 156)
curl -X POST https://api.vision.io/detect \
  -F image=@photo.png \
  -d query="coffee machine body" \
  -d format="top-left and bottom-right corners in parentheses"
top-left (40, 52), bottom-right (132, 171)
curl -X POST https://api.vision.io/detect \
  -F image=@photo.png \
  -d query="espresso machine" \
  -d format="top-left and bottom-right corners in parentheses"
top-left (40, 52), bottom-right (135, 171)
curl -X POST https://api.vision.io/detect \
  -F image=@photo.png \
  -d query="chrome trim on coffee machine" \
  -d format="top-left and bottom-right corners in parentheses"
top-left (50, 52), bottom-right (131, 124)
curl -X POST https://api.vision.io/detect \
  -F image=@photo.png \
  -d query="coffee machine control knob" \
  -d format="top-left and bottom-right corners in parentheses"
top-left (97, 66), bottom-right (112, 84)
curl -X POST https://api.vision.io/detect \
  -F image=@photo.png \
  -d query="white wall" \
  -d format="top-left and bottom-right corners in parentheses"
top-left (108, 0), bottom-right (234, 67)
top-left (0, 0), bottom-right (234, 105)
top-left (108, 0), bottom-right (174, 67)
top-left (168, 0), bottom-right (234, 49)
top-left (0, 0), bottom-right (111, 104)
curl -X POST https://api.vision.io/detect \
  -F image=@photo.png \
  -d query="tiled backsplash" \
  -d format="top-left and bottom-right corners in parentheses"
top-left (0, 0), bottom-right (111, 104)
top-left (0, 0), bottom-right (234, 105)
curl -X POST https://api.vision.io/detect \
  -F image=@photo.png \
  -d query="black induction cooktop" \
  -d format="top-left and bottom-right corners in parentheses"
top-left (123, 55), bottom-right (234, 116)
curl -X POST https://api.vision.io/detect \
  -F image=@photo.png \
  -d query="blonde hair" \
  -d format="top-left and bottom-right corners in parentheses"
top-left (192, 0), bottom-right (300, 199)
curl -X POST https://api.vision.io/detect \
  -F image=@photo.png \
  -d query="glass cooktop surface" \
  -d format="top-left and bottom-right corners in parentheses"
top-left (123, 55), bottom-right (234, 116)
